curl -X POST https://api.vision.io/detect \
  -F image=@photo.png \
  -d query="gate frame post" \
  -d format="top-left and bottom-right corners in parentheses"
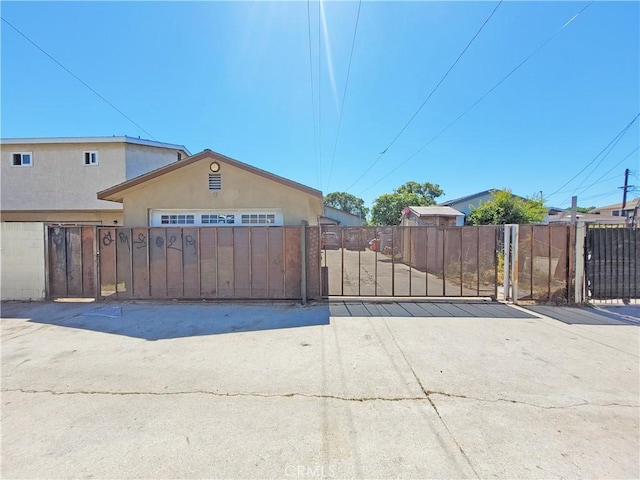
top-left (510, 224), bottom-right (520, 303)
top-left (44, 224), bottom-right (51, 300)
top-left (93, 226), bottom-right (100, 301)
top-left (301, 221), bottom-right (307, 304)
top-left (574, 221), bottom-right (586, 304)
top-left (503, 225), bottom-right (511, 301)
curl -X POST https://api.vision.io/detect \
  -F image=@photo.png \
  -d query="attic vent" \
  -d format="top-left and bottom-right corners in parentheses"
top-left (208, 173), bottom-right (221, 190)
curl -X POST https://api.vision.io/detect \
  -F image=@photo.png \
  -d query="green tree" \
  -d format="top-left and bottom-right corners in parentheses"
top-left (395, 181), bottom-right (444, 206)
top-left (467, 190), bottom-right (547, 225)
top-left (370, 192), bottom-right (422, 225)
top-left (370, 181), bottom-right (445, 225)
top-left (324, 192), bottom-right (369, 218)
top-left (576, 206), bottom-right (596, 213)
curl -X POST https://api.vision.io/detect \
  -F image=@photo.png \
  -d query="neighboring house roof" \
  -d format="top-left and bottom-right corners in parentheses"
top-left (547, 206), bottom-right (566, 214)
top-left (405, 206), bottom-right (464, 217)
top-left (438, 189), bottom-right (497, 206)
top-left (98, 149), bottom-right (322, 202)
top-left (1, 136), bottom-right (190, 155)
top-left (323, 205), bottom-right (362, 220)
top-left (547, 212), bottom-right (627, 224)
top-left (589, 197), bottom-right (640, 214)
top-left (438, 189), bottom-right (535, 206)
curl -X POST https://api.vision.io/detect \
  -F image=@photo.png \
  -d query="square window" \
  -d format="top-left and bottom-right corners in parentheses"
top-left (12, 152), bottom-right (32, 167)
top-left (84, 151), bottom-right (98, 166)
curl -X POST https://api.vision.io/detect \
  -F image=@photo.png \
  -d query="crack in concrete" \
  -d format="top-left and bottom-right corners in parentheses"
top-left (3, 388), bottom-right (637, 410)
top-left (379, 318), bottom-right (481, 479)
top-left (1, 388), bottom-right (425, 402)
top-left (425, 391), bottom-right (639, 410)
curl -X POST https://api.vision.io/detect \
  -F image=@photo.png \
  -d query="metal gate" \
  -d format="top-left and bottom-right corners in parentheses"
top-left (96, 226), bottom-right (321, 300)
top-left (506, 224), bottom-right (574, 304)
top-left (320, 225), bottom-right (501, 298)
top-left (46, 226), bottom-right (97, 298)
top-left (585, 225), bottom-right (639, 303)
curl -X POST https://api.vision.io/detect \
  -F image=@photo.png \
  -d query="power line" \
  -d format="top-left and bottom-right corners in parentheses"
top-left (551, 172), bottom-right (624, 196)
top-left (344, 0), bottom-right (504, 191)
top-left (357, 0), bottom-right (596, 196)
top-left (548, 112), bottom-right (640, 198)
top-left (578, 190), bottom-right (620, 203)
top-left (564, 145), bottom-right (640, 204)
top-left (306, 0), bottom-right (320, 190)
top-left (562, 127), bottom-right (638, 201)
top-left (325, 0), bottom-right (362, 193)
top-left (318, 0), bottom-right (323, 189)
top-left (1, 16), bottom-right (157, 140)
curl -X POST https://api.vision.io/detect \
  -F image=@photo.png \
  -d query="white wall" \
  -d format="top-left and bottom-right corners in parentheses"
top-left (0, 222), bottom-right (46, 300)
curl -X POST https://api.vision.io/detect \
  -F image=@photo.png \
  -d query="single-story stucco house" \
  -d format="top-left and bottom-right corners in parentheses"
top-left (97, 149), bottom-right (323, 227)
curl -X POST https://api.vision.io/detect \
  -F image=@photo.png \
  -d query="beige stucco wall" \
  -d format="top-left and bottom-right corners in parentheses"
top-left (117, 157), bottom-right (323, 226)
top-left (125, 143), bottom-right (183, 180)
top-left (0, 210), bottom-right (123, 225)
top-left (1, 141), bottom-right (185, 217)
top-left (1, 142), bottom-right (126, 211)
top-left (0, 222), bottom-right (45, 300)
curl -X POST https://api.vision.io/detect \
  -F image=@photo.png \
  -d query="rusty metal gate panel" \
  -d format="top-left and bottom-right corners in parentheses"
top-left (97, 226), bottom-right (310, 300)
top-left (516, 224), bottom-right (572, 303)
top-left (305, 226), bottom-right (322, 299)
top-left (46, 226), bottom-right (96, 298)
top-left (586, 225), bottom-right (639, 303)
top-left (321, 225), bottom-right (500, 298)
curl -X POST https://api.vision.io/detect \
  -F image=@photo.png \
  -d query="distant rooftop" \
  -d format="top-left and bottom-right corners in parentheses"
top-left (406, 206), bottom-right (464, 217)
top-left (0, 136), bottom-right (190, 155)
top-left (439, 189), bottom-right (530, 207)
top-left (438, 189), bottom-right (496, 206)
top-left (590, 197), bottom-right (640, 213)
top-left (324, 205), bottom-right (362, 219)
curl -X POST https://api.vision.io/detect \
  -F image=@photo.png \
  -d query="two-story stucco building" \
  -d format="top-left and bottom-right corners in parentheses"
top-left (1, 136), bottom-right (190, 225)
top-left (589, 198), bottom-right (639, 224)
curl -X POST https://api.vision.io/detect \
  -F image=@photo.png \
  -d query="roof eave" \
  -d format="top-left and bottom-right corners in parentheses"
top-left (1, 136), bottom-right (190, 155)
top-left (97, 149), bottom-right (322, 201)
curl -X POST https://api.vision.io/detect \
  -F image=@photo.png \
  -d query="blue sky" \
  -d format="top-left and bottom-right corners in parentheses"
top-left (2, 1), bottom-right (638, 211)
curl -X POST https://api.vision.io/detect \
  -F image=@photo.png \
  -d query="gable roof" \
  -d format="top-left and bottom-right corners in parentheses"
top-left (439, 189), bottom-right (536, 207)
top-left (1, 135), bottom-right (190, 155)
top-left (406, 206), bottom-right (464, 217)
top-left (438, 189), bottom-right (497, 206)
top-left (323, 205), bottom-right (362, 220)
top-left (98, 149), bottom-right (322, 202)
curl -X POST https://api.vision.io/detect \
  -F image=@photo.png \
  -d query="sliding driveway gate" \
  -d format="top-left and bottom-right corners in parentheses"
top-left (95, 226), bottom-right (321, 300)
top-left (46, 224), bottom-right (575, 303)
top-left (320, 225), bottom-right (501, 298)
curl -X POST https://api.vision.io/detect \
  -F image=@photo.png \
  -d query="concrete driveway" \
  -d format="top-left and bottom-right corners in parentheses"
top-left (1, 300), bottom-right (638, 479)
top-left (323, 249), bottom-right (486, 297)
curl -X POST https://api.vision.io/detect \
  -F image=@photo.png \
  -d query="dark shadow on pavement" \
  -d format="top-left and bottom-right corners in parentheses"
top-left (2, 302), bottom-right (330, 341)
top-left (330, 300), bottom-right (535, 318)
top-left (523, 305), bottom-right (639, 326)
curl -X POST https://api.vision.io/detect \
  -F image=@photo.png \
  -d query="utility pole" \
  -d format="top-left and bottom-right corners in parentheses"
top-left (619, 168), bottom-right (635, 222)
top-left (621, 168), bottom-right (630, 211)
